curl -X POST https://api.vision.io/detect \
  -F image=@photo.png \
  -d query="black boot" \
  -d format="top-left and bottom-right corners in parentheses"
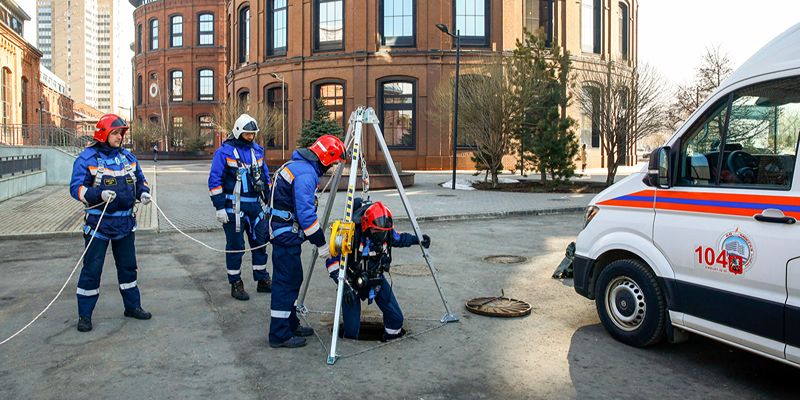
top-left (381, 327), bottom-right (407, 342)
top-left (124, 307), bottom-right (152, 320)
top-left (294, 325), bottom-right (314, 337)
top-left (231, 280), bottom-right (250, 301)
top-left (257, 278), bottom-right (272, 293)
top-left (77, 316), bottom-right (92, 332)
top-left (269, 336), bottom-right (307, 348)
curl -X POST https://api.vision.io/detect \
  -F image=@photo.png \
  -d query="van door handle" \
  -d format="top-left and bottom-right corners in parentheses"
top-left (754, 209), bottom-right (796, 224)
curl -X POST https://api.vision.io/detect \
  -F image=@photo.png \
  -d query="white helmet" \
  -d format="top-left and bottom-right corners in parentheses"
top-left (232, 113), bottom-right (259, 139)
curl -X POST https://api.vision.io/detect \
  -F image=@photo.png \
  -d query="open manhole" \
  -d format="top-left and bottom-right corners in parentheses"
top-left (466, 296), bottom-right (532, 318)
top-left (484, 255), bottom-right (528, 265)
top-left (323, 319), bottom-right (386, 341)
top-left (391, 264), bottom-right (432, 277)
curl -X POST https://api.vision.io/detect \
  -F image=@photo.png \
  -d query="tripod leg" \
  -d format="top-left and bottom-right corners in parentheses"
top-left (367, 109), bottom-right (459, 323)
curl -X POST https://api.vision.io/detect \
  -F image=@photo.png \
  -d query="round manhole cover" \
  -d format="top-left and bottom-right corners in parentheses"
top-left (466, 297), bottom-right (531, 318)
top-left (484, 255), bottom-right (528, 265)
top-left (391, 264), bottom-right (431, 277)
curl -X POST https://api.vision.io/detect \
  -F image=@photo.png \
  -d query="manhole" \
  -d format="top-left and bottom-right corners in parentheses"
top-left (325, 320), bottom-right (386, 341)
top-left (436, 194), bottom-right (457, 197)
top-left (484, 255), bottom-right (528, 265)
top-left (391, 264), bottom-right (432, 277)
top-left (466, 296), bottom-right (532, 318)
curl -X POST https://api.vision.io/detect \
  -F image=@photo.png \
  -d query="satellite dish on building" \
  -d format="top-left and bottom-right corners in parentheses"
top-left (149, 83), bottom-right (158, 98)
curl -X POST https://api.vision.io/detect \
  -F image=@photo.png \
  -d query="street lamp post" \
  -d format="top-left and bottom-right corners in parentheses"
top-left (270, 72), bottom-right (287, 161)
top-left (436, 23), bottom-right (461, 190)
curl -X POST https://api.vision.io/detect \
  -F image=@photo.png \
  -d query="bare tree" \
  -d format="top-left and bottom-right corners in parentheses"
top-left (433, 57), bottom-right (516, 187)
top-left (213, 100), bottom-right (281, 149)
top-left (577, 61), bottom-right (668, 185)
top-left (128, 119), bottom-right (161, 152)
top-left (667, 45), bottom-right (734, 130)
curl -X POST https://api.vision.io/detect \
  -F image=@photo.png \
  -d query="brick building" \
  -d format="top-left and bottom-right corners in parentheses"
top-left (224, 0), bottom-right (638, 169)
top-left (131, 0), bottom-right (228, 151)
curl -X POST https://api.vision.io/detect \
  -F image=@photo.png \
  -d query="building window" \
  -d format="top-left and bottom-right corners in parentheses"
top-left (199, 115), bottom-right (214, 144)
top-left (379, 80), bottom-right (415, 148)
top-left (149, 19), bottom-right (159, 50)
top-left (380, 0), bottom-right (415, 47)
top-left (198, 13), bottom-right (214, 46)
top-left (619, 2), bottom-right (629, 60)
top-left (239, 6), bottom-right (250, 64)
top-left (136, 74), bottom-right (143, 105)
top-left (172, 116), bottom-right (184, 148)
top-left (238, 90), bottom-right (250, 110)
top-left (199, 69), bottom-right (214, 101)
top-left (266, 85), bottom-right (288, 148)
top-left (313, 81), bottom-right (345, 127)
top-left (21, 77), bottom-right (28, 125)
top-left (136, 24), bottom-right (142, 53)
top-left (581, 0), bottom-right (602, 54)
top-left (170, 15), bottom-right (183, 47)
top-left (524, 0), bottom-right (553, 47)
top-left (454, 0), bottom-right (489, 46)
top-left (315, 0), bottom-right (344, 51)
top-left (582, 86), bottom-right (601, 148)
top-left (268, 0), bottom-right (288, 55)
top-left (170, 70), bottom-right (183, 102)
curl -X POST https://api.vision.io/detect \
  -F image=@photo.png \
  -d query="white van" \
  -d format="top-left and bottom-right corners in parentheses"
top-left (573, 23), bottom-right (800, 368)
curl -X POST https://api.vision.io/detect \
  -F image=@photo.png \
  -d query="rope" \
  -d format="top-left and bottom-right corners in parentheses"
top-left (151, 199), bottom-right (269, 254)
top-left (0, 200), bottom-right (111, 346)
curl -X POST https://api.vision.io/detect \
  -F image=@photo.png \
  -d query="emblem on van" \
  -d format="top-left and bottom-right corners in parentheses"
top-left (718, 229), bottom-right (755, 274)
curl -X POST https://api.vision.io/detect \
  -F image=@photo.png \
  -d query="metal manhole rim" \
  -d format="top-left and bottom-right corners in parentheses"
top-left (483, 254), bottom-right (529, 265)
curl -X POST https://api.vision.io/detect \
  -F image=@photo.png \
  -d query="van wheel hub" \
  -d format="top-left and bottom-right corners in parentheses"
top-left (606, 276), bottom-right (646, 331)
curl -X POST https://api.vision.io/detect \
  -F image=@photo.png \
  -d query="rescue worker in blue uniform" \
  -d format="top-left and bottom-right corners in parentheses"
top-left (208, 114), bottom-right (272, 301)
top-left (69, 114), bottom-right (152, 332)
top-left (324, 200), bottom-right (430, 341)
top-left (267, 134), bottom-right (346, 348)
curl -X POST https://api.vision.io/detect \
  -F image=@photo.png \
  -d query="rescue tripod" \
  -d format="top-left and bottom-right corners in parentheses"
top-left (295, 106), bottom-right (459, 365)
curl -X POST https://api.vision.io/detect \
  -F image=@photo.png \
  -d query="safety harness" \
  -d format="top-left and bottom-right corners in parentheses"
top-left (265, 161), bottom-right (305, 240)
top-left (230, 147), bottom-right (262, 233)
top-left (84, 151), bottom-right (138, 240)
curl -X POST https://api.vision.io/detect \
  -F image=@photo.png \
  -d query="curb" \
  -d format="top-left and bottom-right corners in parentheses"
top-left (0, 207), bottom-right (585, 241)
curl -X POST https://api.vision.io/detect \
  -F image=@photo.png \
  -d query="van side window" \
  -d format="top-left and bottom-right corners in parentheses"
top-left (719, 77), bottom-right (800, 190)
top-left (677, 100), bottom-right (729, 187)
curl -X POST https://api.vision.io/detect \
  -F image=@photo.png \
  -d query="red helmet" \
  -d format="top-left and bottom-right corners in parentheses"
top-left (310, 134), bottom-right (346, 166)
top-left (361, 202), bottom-right (393, 243)
top-left (94, 114), bottom-right (129, 143)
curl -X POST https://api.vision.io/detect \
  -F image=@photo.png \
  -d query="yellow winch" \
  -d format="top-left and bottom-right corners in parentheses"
top-left (329, 220), bottom-right (356, 258)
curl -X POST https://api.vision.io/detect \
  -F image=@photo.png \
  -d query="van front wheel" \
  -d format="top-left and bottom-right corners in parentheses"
top-left (595, 259), bottom-right (666, 347)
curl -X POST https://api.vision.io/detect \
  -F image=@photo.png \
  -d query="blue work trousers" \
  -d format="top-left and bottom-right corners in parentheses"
top-left (343, 277), bottom-right (404, 339)
top-left (76, 232), bottom-right (141, 317)
top-left (268, 244), bottom-right (303, 344)
top-left (222, 205), bottom-right (270, 284)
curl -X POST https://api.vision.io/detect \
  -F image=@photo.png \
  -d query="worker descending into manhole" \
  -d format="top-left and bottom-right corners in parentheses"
top-left (324, 199), bottom-right (431, 341)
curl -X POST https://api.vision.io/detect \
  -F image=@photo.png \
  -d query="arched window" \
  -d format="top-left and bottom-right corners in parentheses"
top-left (265, 83), bottom-right (288, 148)
top-left (315, 0), bottom-right (344, 51)
top-left (454, 0), bottom-right (489, 46)
top-left (238, 89), bottom-right (250, 109)
top-left (198, 13), bottom-right (214, 46)
top-left (198, 69), bottom-right (214, 101)
top-left (378, 79), bottom-right (416, 148)
top-left (239, 6), bottom-right (250, 64)
top-left (149, 19), bottom-right (159, 50)
top-left (169, 70), bottom-right (183, 102)
top-left (21, 76), bottom-right (28, 125)
top-left (313, 81), bottom-right (345, 127)
top-left (136, 74), bottom-right (143, 105)
top-left (170, 15), bottom-right (183, 47)
top-left (581, 85), bottom-right (601, 148)
top-left (268, 1), bottom-right (288, 55)
top-left (198, 115), bottom-right (215, 144)
top-left (619, 2), bottom-right (629, 60)
top-left (380, 0), bottom-right (415, 47)
top-left (136, 24), bottom-right (142, 53)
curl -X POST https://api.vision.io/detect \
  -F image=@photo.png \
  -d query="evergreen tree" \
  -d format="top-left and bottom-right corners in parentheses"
top-left (297, 98), bottom-right (345, 147)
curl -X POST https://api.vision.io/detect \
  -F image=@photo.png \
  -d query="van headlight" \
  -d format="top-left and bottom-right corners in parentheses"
top-left (584, 206), bottom-right (599, 228)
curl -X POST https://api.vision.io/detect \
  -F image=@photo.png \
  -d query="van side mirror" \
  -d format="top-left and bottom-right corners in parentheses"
top-left (645, 146), bottom-right (671, 189)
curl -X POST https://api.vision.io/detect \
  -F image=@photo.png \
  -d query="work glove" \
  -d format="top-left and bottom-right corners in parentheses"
top-left (343, 285), bottom-right (358, 306)
top-left (421, 234), bottom-right (431, 249)
top-left (101, 190), bottom-right (116, 203)
top-left (140, 192), bottom-right (152, 205)
top-left (317, 244), bottom-right (331, 260)
top-left (215, 209), bottom-right (229, 224)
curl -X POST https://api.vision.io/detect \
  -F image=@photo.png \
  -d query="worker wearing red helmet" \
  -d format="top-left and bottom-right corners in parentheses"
top-left (266, 134), bottom-right (346, 348)
top-left (324, 199), bottom-right (431, 341)
top-left (68, 114), bottom-right (153, 332)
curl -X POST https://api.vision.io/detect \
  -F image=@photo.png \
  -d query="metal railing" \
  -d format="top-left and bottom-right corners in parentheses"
top-left (0, 154), bottom-right (42, 178)
top-left (0, 124), bottom-right (89, 148)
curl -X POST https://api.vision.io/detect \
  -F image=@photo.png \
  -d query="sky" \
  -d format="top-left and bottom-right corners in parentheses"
top-left (14, 0), bottom-right (800, 113)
